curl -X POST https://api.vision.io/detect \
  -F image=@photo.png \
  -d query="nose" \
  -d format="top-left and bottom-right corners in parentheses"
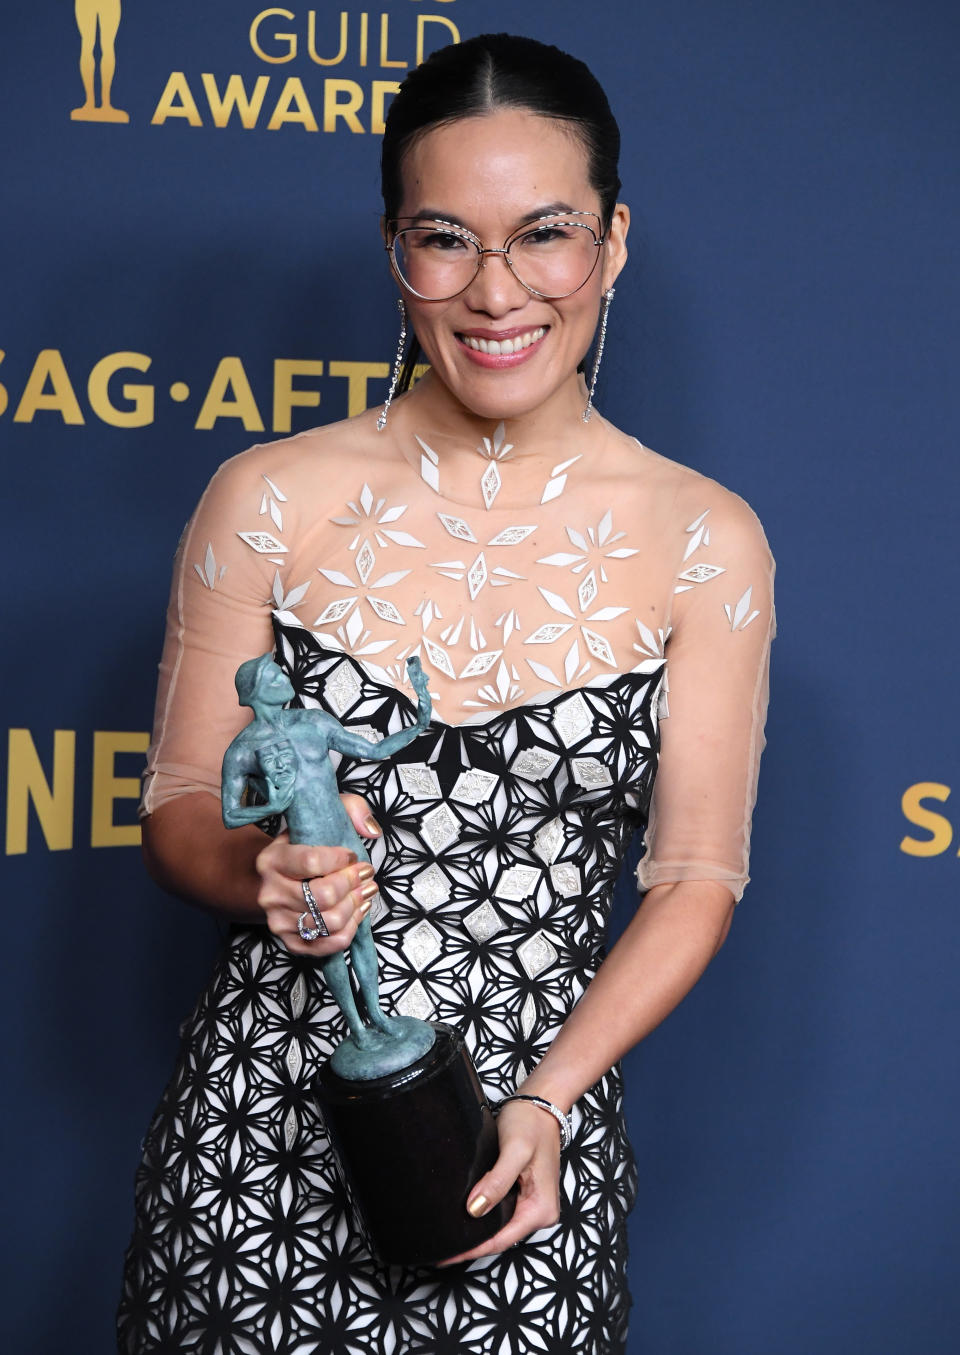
top-left (463, 249), bottom-right (530, 316)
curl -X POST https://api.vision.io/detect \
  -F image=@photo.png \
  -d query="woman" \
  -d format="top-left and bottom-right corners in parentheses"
top-left (118, 33), bottom-right (774, 1355)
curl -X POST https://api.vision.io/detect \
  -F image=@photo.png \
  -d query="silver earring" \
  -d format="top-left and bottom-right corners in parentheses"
top-left (377, 298), bottom-right (407, 432)
top-left (583, 288), bottom-right (615, 423)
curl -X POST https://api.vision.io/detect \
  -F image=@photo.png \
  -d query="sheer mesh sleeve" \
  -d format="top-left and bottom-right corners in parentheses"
top-left (141, 448), bottom-right (283, 815)
top-left (636, 491), bottom-right (775, 902)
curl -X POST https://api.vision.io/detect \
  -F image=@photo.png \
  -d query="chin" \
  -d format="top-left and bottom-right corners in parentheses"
top-left (457, 388), bottom-right (544, 421)
top-left (440, 360), bottom-right (575, 424)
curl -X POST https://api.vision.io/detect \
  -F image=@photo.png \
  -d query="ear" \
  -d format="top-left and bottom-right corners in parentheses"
top-left (601, 202), bottom-right (630, 291)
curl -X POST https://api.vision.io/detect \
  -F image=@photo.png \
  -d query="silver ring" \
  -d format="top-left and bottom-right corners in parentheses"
top-left (297, 910), bottom-right (324, 942)
top-left (301, 879), bottom-right (329, 937)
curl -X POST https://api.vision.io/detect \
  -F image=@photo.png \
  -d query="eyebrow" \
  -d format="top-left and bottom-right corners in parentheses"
top-left (399, 202), bottom-right (579, 229)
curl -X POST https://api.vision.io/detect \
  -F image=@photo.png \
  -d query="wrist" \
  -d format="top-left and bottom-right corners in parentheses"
top-left (499, 1093), bottom-right (574, 1151)
top-left (513, 1070), bottom-right (574, 1118)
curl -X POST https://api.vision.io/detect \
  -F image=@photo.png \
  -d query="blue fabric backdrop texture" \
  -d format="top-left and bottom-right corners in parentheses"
top-left (2, 2), bottom-right (958, 1351)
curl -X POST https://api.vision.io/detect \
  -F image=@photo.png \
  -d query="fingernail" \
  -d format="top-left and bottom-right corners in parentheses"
top-left (466, 1194), bottom-right (489, 1218)
top-left (364, 817), bottom-right (382, 837)
top-left (357, 863), bottom-right (375, 882)
top-left (357, 899), bottom-right (372, 919)
top-left (359, 880), bottom-right (379, 901)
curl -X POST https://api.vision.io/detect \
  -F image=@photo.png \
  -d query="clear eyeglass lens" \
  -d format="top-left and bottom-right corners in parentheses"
top-left (392, 216), bottom-right (601, 300)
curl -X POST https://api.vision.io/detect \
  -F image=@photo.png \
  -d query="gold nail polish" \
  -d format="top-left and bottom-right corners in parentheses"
top-left (466, 1194), bottom-right (488, 1218)
top-left (359, 879), bottom-right (379, 901)
top-left (357, 863), bottom-right (375, 882)
top-left (357, 899), bottom-right (372, 919)
top-left (364, 817), bottom-right (382, 837)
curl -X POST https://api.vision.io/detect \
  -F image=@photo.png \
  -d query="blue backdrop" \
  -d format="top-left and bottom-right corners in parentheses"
top-left (2, 2), bottom-right (958, 1350)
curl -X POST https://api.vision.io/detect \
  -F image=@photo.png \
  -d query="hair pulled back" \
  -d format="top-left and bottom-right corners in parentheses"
top-left (380, 35), bottom-right (622, 394)
top-left (381, 34), bottom-right (621, 227)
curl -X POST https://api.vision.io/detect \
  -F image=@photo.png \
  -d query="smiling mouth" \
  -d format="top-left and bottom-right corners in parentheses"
top-left (458, 327), bottom-right (547, 356)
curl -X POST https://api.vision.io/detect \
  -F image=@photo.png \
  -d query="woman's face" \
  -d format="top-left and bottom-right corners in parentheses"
top-left (392, 108), bottom-right (629, 423)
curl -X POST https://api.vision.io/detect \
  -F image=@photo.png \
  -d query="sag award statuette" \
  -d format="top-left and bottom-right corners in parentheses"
top-left (221, 652), bottom-right (515, 1264)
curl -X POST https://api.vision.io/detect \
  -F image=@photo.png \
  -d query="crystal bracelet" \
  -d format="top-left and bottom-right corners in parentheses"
top-left (499, 1094), bottom-right (573, 1151)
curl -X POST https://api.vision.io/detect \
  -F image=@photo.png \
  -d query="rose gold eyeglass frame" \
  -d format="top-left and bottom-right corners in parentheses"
top-left (385, 211), bottom-right (605, 301)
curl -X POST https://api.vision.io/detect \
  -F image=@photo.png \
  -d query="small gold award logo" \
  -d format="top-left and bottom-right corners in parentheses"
top-left (70, 0), bottom-right (129, 123)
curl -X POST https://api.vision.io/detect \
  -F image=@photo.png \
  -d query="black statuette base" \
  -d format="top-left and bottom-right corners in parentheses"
top-left (314, 1022), bottom-right (516, 1266)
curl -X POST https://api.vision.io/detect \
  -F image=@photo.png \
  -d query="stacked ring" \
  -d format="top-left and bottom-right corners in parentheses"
top-left (298, 878), bottom-right (329, 942)
top-left (297, 911), bottom-right (324, 942)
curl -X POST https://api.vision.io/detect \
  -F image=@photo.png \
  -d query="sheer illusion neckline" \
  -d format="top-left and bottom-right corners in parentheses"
top-left (389, 420), bottom-right (597, 513)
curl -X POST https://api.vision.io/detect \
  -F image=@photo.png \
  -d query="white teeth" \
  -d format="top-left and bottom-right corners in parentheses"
top-left (461, 328), bottom-right (545, 355)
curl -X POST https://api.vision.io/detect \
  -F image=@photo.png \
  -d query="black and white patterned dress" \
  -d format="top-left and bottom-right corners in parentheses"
top-left (119, 409), bottom-right (773, 1353)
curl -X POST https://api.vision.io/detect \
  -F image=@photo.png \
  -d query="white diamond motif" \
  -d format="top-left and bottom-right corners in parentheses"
top-left (550, 862), bottom-right (580, 897)
top-left (402, 919), bottom-right (443, 970)
top-left (450, 769), bottom-right (499, 805)
top-left (325, 660), bottom-right (362, 716)
top-left (283, 1107), bottom-right (298, 1150)
top-left (510, 747), bottom-right (561, 782)
top-left (395, 979), bottom-right (436, 1020)
top-left (423, 636), bottom-right (456, 679)
top-left (571, 757), bottom-right (614, 789)
top-left (678, 563), bottom-right (725, 584)
top-left (420, 804), bottom-right (461, 852)
top-left (525, 623), bottom-right (572, 644)
top-left (552, 692), bottom-right (593, 747)
top-left (285, 1039), bottom-right (303, 1080)
top-left (355, 539), bottom-right (375, 584)
top-left (577, 569), bottom-right (599, 612)
top-left (397, 763), bottom-right (442, 799)
top-left (488, 525), bottom-right (537, 546)
top-left (581, 627), bottom-right (617, 666)
top-left (238, 530), bottom-right (286, 555)
top-left (533, 818), bottom-right (564, 866)
top-left (459, 651), bottom-right (501, 679)
top-left (366, 596), bottom-right (404, 624)
top-left (467, 553), bottom-right (488, 600)
top-left (481, 462), bottom-right (502, 509)
top-left (313, 597), bottom-right (356, 626)
top-left (289, 973), bottom-right (307, 1019)
top-left (463, 901), bottom-right (505, 943)
top-left (438, 513), bottom-right (476, 542)
top-left (411, 864), bottom-right (451, 910)
top-left (518, 931), bottom-right (558, 979)
top-left (520, 993), bottom-right (537, 1039)
top-left (495, 865), bottom-right (540, 901)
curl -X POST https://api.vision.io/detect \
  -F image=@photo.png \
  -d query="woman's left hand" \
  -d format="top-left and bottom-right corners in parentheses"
top-left (437, 1098), bottom-right (563, 1265)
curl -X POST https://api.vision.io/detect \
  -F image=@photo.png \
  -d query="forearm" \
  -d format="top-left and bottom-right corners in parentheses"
top-left (142, 793), bottom-right (268, 923)
top-left (519, 879), bottom-right (735, 1112)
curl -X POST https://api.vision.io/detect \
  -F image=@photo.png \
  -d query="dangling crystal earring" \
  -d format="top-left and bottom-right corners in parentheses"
top-left (377, 298), bottom-right (408, 432)
top-left (583, 288), bottom-right (615, 423)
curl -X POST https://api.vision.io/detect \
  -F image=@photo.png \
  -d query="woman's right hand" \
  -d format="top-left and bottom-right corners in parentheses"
top-left (254, 794), bottom-right (382, 956)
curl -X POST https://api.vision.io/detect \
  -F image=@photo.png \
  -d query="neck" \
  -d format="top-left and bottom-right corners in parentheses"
top-left (384, 369), bottom-right (608, 511)
top-left (390, 367), bottom-right (600, 456)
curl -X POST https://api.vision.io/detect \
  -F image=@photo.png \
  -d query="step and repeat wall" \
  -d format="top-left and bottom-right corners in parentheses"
top-left (2, 2), bottom-right (957, 1350)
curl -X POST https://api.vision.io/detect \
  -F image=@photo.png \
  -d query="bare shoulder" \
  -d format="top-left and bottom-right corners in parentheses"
top-left (601, 423), bottom-right (770, 550)
top-left (210, 407), bottom-right (389, 493)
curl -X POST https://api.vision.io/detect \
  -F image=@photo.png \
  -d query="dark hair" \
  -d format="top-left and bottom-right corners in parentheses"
top-left (380, 34), bottom-right (622, 392)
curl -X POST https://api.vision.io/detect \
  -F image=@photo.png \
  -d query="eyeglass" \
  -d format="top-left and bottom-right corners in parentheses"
top-left (386, 211), bottom-right (605, 302)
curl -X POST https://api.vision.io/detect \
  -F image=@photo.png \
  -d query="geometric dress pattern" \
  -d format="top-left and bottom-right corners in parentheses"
top-left (118, 622), bottom-right (664, 1355)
